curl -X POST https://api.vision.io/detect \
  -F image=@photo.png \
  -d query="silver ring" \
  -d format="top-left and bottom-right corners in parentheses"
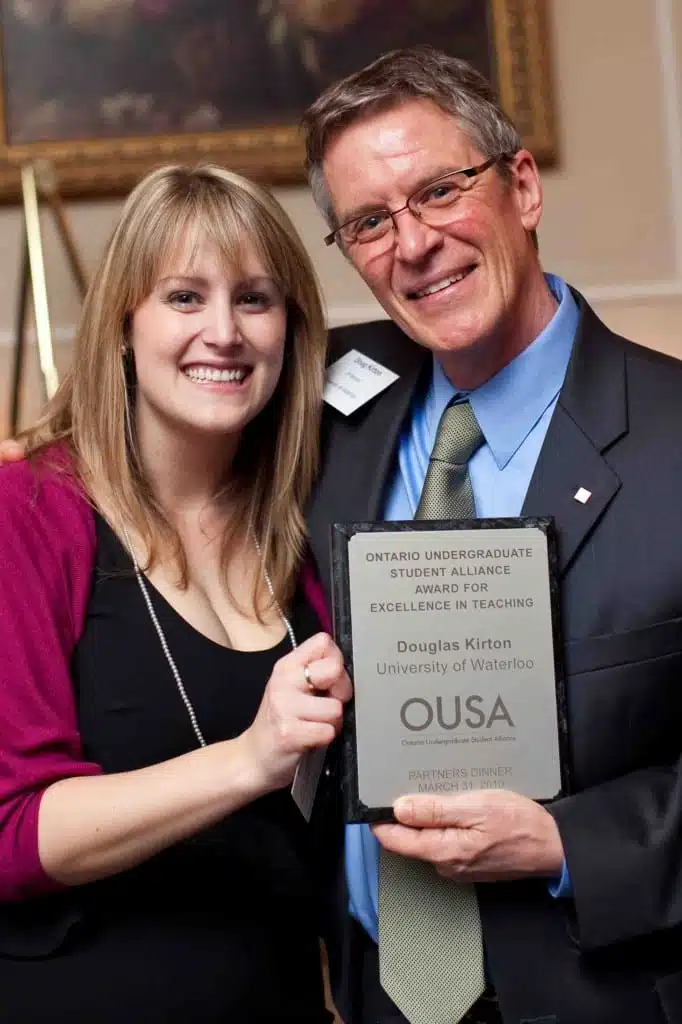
top-left (303, 665), bottom-right (315, 690)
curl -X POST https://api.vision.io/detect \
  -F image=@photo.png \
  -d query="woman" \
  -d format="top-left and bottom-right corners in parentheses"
top-left (0, 164), bottom-right (350, 1022)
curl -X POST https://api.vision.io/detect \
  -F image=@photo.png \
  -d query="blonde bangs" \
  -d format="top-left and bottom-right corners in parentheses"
top-left (125, 185), bottom-right (297, 315)
top-left (196, 190), bottom-right (296, 303)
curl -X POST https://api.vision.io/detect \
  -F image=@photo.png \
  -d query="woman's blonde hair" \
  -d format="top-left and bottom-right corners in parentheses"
top-left (23, 164), bottom-right (326, 609)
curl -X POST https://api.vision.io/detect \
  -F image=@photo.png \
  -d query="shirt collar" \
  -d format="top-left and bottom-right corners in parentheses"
top-left (426, 274), bottom-right (579, 469)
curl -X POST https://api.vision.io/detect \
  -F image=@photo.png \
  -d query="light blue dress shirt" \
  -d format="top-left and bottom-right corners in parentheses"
top-left (346, 274), bottom-right (579, 942)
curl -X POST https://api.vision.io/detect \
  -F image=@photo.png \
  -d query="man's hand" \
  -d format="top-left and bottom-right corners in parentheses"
top-left (0, 439), bottom-right (26, 463)
top-left (373, 790), bottom-right (564, 882)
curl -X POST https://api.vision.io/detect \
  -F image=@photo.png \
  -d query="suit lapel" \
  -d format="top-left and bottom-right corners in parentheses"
top-left (522, 293), bottom-right (627, 574)
top-left (307, 321), bottom-right (429, 594)
top-left (522, 404), bottom-right (622, 572)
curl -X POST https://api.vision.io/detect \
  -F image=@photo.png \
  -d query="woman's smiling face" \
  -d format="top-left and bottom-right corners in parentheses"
top-left (130, 235), bottom-right (287, 445)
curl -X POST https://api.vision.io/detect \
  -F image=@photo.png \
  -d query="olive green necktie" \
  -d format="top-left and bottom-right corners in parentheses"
top-left (379, 400), bottom-right (486, 1024)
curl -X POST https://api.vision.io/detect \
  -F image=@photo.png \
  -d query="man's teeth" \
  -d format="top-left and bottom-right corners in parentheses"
top-left (184, 367), bottom-right (247, 382)
top-left (413, 270), bottom-right (470, 299)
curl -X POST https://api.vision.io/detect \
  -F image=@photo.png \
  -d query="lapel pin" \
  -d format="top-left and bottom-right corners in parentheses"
top-left (574, 487), bottom-right (592, 504)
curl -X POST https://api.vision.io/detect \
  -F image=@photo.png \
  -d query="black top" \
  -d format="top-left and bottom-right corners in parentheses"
top-left (0, 515), bottom-right (337, 1023)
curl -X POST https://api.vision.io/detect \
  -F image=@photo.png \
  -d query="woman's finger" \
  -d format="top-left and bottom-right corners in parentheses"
top-left (306, 662), bottom-right (352, 704)
top-left (294, 719), bottom-right (337, 750)
top-left (288, 631), bottom-right (337, 667)
top-left (295, 693), bottom-right (344, 726)
top-left (273, 634), bottom-right (351, 701)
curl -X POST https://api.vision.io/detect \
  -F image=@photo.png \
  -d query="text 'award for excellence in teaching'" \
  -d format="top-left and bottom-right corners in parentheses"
top-left (331, 519), bottom-right (569, 823)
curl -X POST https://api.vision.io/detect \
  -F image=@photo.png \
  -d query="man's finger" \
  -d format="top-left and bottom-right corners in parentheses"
top-left (373, 822), bottom-right (467, 865)
top-left (393, 794), bottom-right (466, 828)
top-left (393, 790), bottom-right (523, 829)
top-left (373, 823), bottom-right (435, 860)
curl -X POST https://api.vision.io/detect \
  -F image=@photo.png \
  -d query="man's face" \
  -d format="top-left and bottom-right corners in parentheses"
top-left (322, 99), bottom-right (546, 384)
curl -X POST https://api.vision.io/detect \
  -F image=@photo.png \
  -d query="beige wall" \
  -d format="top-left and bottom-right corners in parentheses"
top-left (1, 0), bottom-right (681, 435)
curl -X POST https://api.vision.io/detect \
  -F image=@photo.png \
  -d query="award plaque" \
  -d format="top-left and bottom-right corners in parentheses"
top-left (331, 518), bottom-right (569, 823)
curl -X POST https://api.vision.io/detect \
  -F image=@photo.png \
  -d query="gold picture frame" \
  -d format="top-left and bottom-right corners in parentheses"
top-left (0, 0), bottom-right (556, 202)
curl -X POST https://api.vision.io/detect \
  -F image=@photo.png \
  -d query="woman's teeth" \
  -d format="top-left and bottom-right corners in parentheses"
top-left (184, 367), bottom-right (247, 382)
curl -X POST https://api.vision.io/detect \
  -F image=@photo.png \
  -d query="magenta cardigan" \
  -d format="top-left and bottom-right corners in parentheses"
top-left (0, 456), bottom-right (330, 902)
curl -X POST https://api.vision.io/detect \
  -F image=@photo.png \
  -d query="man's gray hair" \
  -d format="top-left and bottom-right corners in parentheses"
top-left (302, 45), bottom-right (522, 227)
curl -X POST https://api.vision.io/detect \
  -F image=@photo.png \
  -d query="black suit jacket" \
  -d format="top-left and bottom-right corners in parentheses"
top-left (307, 293), bottom-right (682, 1024)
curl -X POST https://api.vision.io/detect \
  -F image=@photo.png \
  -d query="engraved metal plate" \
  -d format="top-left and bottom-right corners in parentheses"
top-left (332, 519), bottom-right (568, 823)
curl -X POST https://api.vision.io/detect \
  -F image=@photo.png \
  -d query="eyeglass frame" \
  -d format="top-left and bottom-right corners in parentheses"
top-left (323, 153), bottom-right (514, 248)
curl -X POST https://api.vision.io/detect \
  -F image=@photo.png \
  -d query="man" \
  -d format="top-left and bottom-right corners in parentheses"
top-left (303, 45), bottom-right (682, 1024)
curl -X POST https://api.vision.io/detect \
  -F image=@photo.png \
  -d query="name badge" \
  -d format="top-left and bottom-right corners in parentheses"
top-left (323, 349), bottom-right (399, 416)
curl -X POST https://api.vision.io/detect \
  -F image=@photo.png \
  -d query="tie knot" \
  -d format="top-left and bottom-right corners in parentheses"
top-left (431, 400), bottom-right (484, 466)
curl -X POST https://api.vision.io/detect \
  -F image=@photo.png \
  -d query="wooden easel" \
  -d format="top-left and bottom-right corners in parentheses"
top-left (10, 160), bottom-right (88, 435)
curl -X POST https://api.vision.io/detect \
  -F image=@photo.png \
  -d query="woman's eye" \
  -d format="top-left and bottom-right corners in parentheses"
top-left (167, 290), bottom-right (202, 308)
top-left (238, 291), bottom-right (271, 308)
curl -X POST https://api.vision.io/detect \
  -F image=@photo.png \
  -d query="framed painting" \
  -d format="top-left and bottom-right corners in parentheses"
top-left (0, 0), bottom-right (556, 201)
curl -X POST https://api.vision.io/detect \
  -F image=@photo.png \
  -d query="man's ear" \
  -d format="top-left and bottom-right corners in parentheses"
top-left (509, 149), bottom-right (543, 234)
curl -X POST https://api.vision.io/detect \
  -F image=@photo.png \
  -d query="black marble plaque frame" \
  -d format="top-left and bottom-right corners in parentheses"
top-left (331, 516), bottom-right (570, 824)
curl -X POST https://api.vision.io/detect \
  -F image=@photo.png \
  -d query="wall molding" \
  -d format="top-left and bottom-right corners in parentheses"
top-left (655, 0), bottom-right (682, 277)
top-left (5, 272), bottom-right (679, 345)
top-left (0, 325), bottom-right (77, 349)
top-left (577, 0), bottom-right (682, 300)
top-left (323, 282), bottom-right (682, 328)
top-left (4, 276), bottom-right (682, 343)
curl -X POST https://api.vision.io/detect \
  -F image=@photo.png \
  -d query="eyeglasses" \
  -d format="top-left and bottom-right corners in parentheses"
top-left (324, 154), bottom-right (512, 250)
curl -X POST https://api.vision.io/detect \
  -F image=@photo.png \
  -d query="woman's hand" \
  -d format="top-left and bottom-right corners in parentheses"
top-left (243, 631), bottom-right (352, 793)
top-left (0, 439), bottom-right (26, 463)
top-left (37, 634), bottom-right (351, 887)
